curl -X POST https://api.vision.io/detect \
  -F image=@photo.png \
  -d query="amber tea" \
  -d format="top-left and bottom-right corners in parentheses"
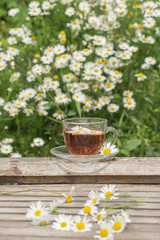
top-left (64, 129), bottom-right (106, 155)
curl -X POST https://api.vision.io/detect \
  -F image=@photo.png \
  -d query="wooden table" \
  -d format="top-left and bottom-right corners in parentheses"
top-left (0, 157), bottom-right (160, 240)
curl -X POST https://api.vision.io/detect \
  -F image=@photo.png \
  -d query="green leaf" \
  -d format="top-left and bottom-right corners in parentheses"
top-left (144, 97), bottom-right (153, 104)
top-left (125, 139), bottom-right (142, 151)
top-left (75, 101), bottom-right (81, 117)
top-left (67, 110), bottom-right (76, 116)
top-left (121, 149), bottom-right (130, 157)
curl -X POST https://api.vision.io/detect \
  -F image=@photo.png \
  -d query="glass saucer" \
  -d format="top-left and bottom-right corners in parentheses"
top-left (50, 145), bottom-right (119, 164)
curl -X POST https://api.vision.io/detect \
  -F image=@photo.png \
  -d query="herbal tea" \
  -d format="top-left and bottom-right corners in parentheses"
top-left (64, 127), bottom-right (106, 155)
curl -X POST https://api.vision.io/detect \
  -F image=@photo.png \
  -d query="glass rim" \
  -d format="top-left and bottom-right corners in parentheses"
top-left (62, 117), bottom-right (107, 125)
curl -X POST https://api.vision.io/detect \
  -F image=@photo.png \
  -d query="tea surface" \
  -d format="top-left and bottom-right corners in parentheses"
top-left (64, 130), bottom-right (106, 155)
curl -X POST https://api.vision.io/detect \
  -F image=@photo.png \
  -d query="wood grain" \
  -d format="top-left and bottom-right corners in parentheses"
top-left (0, 184), bottom-right (160, 240)
top-left (0, 157), bottom-right (160, 183)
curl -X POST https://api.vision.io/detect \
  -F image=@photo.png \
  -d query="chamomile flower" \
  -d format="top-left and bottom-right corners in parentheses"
top-left (83, 103), bottom-right (92, 112)
top-left (2, 138), bottom-right (14, 144)
top-left (8, 8), bottom-right (19, 17)
top-left (0, 97), bottom-right (5, 106)
top-left (72, 216), bottom-right (92, 232)
top-left (100, 184), bottom-right (119, 200)
top-left (123, 98), bottom-right (136, 109)
top-left (100, 142), bottom-right (118, 156)
top-left (79, 202), bottom-right (98, 216)
top-left (1, 144), bottom-right (13, 154)
top-left (93, 209), bottom-right (107, 224)
top-left (33, 138), bottom-right (45, 147)
top-left (62, 186), bottom-right (75, 203)
top-left (88, 190), bottom-right (100, 205)
top-left (99, 96), bottom-right (110, 106)
top-left (52, 214), bottom-right (73, 231)
top-left (135, 73), bottom-right (147, 81)
top-left (120, 210), bottom-right (131, 223)
top-left (11, 152), bottom-right (22, 158)
top-left (54, 44), bottom-right (66, 55)
top-left (26, 201), bottom-right (49, 220)
top-left (144, 56), bottom-right (156, 65)
top-left (143, 17), bottom-right (156, 28)
top-left (32, 214), bottom-right (52, 226)
top-left (95, 221), bottom-right (114, 240)
top-left (47, 198), bottom-right (64, 213)
top-left (7, 37), bottom-right (17, 45)
top-left (107, 104), bottom-right (119, 112)
top-left (65, 7), bottom-right (75, 17)
top-left (72, 92), bottom-right (85, 103)
top-left (110, 215), bottom-right (126, 233)
top-left (53, 109), bottom-right (66, 120)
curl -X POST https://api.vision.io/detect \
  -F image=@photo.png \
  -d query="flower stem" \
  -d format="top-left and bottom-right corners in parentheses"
top-left (0, 188), bottom-right (63, 196)
top-left (105, 201), bottom-right (145, 211)
top-left (45, 115), bottom-right (62, 124)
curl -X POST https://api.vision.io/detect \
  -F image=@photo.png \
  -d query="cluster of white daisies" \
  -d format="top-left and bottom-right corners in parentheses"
top-left (26, 185), bottom-right (131, 239)
top-left (0, 137), bottom-right (44, 156)
top-left (0, 0), bottom-right (160, 155)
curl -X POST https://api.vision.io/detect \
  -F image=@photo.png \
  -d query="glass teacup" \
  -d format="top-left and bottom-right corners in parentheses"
top-left (62, 118), bottom-right (117, 155)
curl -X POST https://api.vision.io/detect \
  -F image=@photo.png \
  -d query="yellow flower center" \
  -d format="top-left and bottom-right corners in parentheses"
top-left (138, 73), bottom-right (143, 77)
top-left (105, 83), bottom-right (112, 88)
top-left (102, 99), bottom-right (106, 103)
top-left (127, 101), bottom-right (132, 105)
top-left (61, 37), bottom-right (66, 42)
top-left (113, 221), bottom-right (121, 231)
top-left (35, 210), bottom-right (41, 216)
top-left (97, 59), bottom-right (103, 64)
top-left (91, 131), bottom-right (97, 134)
top-left (61, 222), bottom-right (67, 228)
top-left (57, 110), bottom-right (62, 114)
top-left (60, 30), bottom-right (65, 35)
top-left (34, 54), bottom-right (40, 59)
top-left (84, 104), bottom-right (89, 109)
top-left (100, 228), bottom-right (108, 237)
top-left (59, 97), bottom-right (63, 100)
top-left (105, 191), bottom-right (113, 198)
top-left (78, 128), bottom-right (83, 130)
top-left (73, 20), bottom-right (78, 25)
top-left (66, 195), bottom-right (72, 203)
top-left (103, 148), bottom-right (111, 154)
top-left (94, 102), bottom-right (98, 106)
top-left (97, 214), bottom-right (102, 221)
top-left (92, 198), bottom-right (97, 204)
top-left (84, 206), bottom-right (91, 214)
top-left (74, 131), bottom-right (80, 134)
top-left (77, 222), bottom-right (85, 230)
top-left (111, 108), bottom-right (115, 111)
top-left (53, 75), bottom-right (58, 80)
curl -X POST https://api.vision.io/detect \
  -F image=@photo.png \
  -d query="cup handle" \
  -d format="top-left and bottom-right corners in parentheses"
top-left (107, 126), bottom-right (118, 145)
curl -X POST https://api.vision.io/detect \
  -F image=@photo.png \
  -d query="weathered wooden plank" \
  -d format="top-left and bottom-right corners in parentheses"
top-left (0, 214), bottom-right (160, 226)
top-left (0, 226), bottom-right (159, 240)
top-left (0, 208), bottom-right (160, 222)
top-left (1, 183), bottom-right (160, 192)
top-left (0, 157), bottom-right (160, 183)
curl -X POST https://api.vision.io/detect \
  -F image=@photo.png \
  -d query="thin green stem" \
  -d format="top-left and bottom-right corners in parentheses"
top-left (105, 201), bottom-right (145, 211)
top-left (104, 199), bottom-right (107, 210)
top-left (46, 115), bottom-right (62, 124)
top-left (118, 196), bottom-right (145, 202)
top-left (0, 188), bottom-right (63, 196)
